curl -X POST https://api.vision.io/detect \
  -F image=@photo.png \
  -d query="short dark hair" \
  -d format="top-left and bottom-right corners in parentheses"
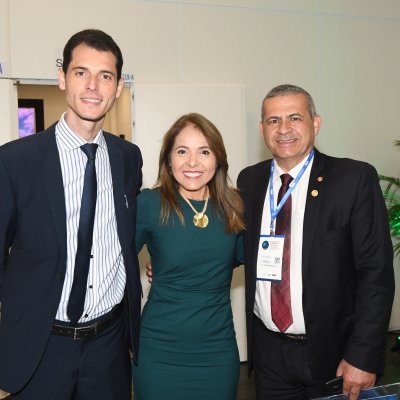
top-left (62, 29), bottom-right (123, 80)
top-left (261, 84), bottom-right (317, 119)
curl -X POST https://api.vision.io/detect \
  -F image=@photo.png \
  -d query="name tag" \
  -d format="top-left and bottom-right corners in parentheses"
top-left (256, 235), bottom-right (284, 281)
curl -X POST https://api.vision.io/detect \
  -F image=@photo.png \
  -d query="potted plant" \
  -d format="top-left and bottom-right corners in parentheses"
top-left (379, 140), bottom-right (400, 257)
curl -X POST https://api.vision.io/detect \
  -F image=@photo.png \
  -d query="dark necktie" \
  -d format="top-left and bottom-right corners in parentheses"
top-left (271, 173), bottom-right (293, 332)
top-left (67, 143), bottom-right (98, 325)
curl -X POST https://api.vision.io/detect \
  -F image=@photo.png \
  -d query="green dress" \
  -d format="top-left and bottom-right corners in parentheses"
top-left (132, 189), bottom-right (243, 400)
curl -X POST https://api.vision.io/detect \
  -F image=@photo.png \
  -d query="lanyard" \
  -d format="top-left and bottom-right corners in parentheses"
top-left (269, 149), bottom-right (315, 235)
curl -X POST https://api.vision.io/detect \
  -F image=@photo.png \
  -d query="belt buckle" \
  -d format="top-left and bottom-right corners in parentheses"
top-left (73, 323), bottom-right (98, 340)
top-left (73, 327), bottom-right (79, 340)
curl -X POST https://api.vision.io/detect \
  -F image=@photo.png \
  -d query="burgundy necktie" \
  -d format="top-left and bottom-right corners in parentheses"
top-left (271, 173), bottom-right (293, 332)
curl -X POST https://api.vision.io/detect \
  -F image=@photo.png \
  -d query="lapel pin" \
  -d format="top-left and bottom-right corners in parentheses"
top-left (311, 189), bottom-right (319, 197)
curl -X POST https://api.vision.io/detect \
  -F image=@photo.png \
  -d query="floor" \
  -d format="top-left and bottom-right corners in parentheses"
top-left (236, 331), bottom-right (400, 400)
top-left (236, 363), bottom-right (256, 400)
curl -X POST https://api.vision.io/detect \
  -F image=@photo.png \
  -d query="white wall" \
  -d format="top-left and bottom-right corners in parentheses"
top-left (1, 0), bottom-right (399, 333)
top-left (0, 0), bottom-right (17, 144)
top-left (4, 1), bottom-right (400, 172)
top-left (0, 79), bottom-right (18, 145)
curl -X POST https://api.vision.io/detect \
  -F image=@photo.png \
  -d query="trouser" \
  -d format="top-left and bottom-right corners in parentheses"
top-left (12, 313), bottom-right (131, 400)
top-left (253, 315), bottom-right (324, 400)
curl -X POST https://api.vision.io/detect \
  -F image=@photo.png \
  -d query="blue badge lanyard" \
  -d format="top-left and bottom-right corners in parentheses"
top-left (269, 149), bottom-right (315, 236)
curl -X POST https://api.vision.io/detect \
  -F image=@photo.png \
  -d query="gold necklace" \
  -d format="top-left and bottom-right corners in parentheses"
top-left (181, 188), bottom-right (209, 228)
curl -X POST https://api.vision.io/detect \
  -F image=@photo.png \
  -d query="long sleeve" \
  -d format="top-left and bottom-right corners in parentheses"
top-left (135, 189), bottom-right (152, 254)
top-left (0, 156), bottom-right (16, 297)
top-left (344, 163), bottom-right (395, 373)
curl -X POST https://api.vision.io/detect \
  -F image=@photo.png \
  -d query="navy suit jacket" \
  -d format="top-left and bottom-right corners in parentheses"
top-left (0, 123), bottom-right (143, 393)
top-left (237, 149), bottom-right (394, 387)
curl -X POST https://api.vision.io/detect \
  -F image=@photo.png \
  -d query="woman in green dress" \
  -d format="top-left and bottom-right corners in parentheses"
top-left (132, 113), bottom-right (244, 399)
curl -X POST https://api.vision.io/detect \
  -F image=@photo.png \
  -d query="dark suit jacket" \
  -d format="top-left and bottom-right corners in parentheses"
top-left (0, 123), bottom-right (143, 393)
top-left (237, 149), bottom-right (394, 387)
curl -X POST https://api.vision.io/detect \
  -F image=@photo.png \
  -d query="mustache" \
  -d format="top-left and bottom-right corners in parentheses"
top-left (274, 135), bottom-right (296, 141)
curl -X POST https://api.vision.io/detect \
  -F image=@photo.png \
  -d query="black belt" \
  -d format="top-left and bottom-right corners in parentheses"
top-left (267, 328), bottom-right (307, 344)
top-left (51, 304), bottom-right (122, 340)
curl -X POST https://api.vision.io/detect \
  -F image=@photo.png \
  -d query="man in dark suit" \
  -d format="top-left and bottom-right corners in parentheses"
top-left (237, 84), bottom-right (394, 400)
top-left (0, 29), bottom-right (142, 399)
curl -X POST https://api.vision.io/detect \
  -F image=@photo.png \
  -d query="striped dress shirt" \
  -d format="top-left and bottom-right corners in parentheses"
top-left (55, 113), bottom-right (126, 323)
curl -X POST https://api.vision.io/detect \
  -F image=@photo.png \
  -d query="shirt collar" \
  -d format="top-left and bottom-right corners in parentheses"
top-left (55, 112), bottom-right (106, 151)
top-left (273, 151), bottom-right (314, 184)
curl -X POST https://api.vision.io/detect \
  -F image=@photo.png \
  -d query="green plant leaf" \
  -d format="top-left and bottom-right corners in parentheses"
top-left (379, 140), bottom-right (400, 258)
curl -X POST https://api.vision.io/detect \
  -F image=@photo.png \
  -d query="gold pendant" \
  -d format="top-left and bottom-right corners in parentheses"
top-left (193, 213), bottom-right (209, 228)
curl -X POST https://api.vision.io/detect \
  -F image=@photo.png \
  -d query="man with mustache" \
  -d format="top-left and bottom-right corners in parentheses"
top-left (238, 84), bottom-right (394, 400)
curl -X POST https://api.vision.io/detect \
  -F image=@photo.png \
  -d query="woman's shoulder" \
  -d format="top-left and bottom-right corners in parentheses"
top-left (138, 188), bottom-right (161, 203)
top-left (137, 189), bottom-right (162, 226)
top-left (137, 188), bottom-right (163, 212)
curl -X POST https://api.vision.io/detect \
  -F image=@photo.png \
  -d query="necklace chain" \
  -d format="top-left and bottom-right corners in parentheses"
top-left (181, 187), bottom-right (209, 228)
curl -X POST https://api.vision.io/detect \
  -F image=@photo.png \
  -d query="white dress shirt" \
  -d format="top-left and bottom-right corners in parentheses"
top-left (254, 154), bottom-right (314, 334)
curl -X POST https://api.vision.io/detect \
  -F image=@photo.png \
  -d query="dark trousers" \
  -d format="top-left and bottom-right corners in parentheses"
top-left (253, 315), bottom-right (324, 400)
top-left (12, 315), bottom-right (131, 400)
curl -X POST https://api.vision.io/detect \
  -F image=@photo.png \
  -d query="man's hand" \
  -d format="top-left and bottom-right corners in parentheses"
top-left (336, 359), bottom-right (376, 400)
top-left (146, 261), bottom-right (152, 284)
top-left (0, 389), bottom-right (11, 399)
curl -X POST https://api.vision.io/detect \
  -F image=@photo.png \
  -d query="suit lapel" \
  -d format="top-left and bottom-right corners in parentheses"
top-left (104, 134), bottom-right (126, 249)
top-left (249, 161), bottom-right (271, 280)
top-left (39, 126), bottom-right (67, 253)
top-left (253, 161), bottom-right (270, 237)
top-left (302, 150), bottom-right (326, 274)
